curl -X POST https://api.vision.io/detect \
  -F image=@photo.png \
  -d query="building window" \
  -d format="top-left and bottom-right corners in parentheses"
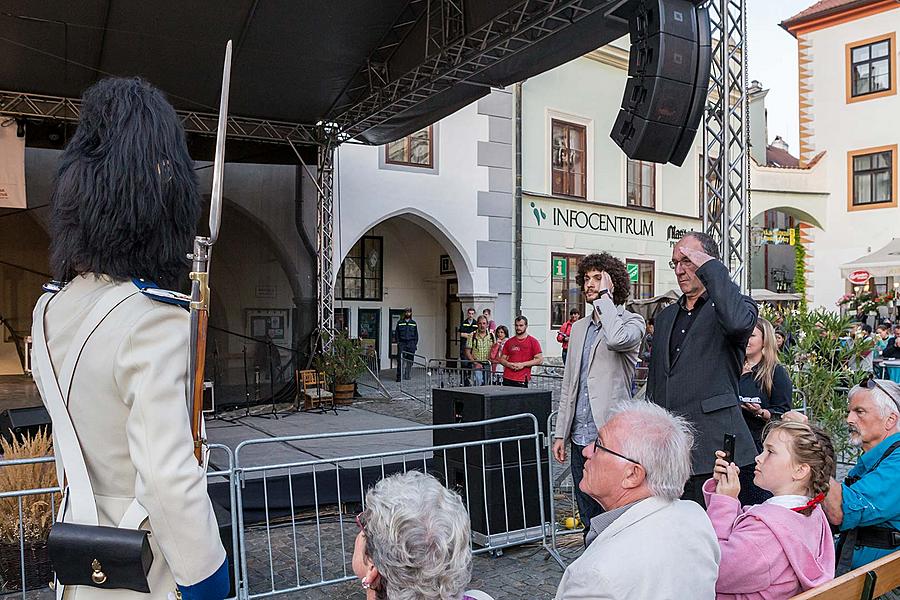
top-left (551, 120), bottom-right (587, 198)
top-left (626, 159), bottom-right (656, 209)
top-left (848, 146), bottom-right (897, 211)
top-left (336, 236), bottom-right (383, 301)
top-left (550, 253), bottom-right (584, 329)
top-left (385, 127), bottom-right (433, 167)
top-left (846, 33), bottom-right (896, 103)
top-left (627, 260), bottom-right (655, 300)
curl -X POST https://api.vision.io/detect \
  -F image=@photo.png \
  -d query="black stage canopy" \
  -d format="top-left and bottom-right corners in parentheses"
top-left (0, 1), bottom-right (630, 156)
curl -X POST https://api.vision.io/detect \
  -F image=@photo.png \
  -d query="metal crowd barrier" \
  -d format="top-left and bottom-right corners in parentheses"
top-left (398, 352), bottom-right (428, 403)
top-left (230, 413), bottom-right (555, 599)
top-left (2, 416), bottom-right (563, 600)
top-left (0, 444), bottom-right (238, 600)
top-left (424, 360), bottom-right (564, 411)
top-left (545, 411), bottom-right (579, 567)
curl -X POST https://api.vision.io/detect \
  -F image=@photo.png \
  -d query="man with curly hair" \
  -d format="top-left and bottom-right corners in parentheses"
top-left (552, 252), bottom-right (645, 541)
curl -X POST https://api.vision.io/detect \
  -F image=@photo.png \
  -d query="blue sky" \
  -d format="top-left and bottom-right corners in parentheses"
top-left (747, 0), bottom-right (819, 153)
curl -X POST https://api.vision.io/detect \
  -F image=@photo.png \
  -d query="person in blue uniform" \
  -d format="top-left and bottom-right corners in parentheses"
top-left (395, 308), bottom-right (418, 382)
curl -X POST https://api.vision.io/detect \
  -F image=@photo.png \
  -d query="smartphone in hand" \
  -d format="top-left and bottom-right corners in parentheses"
top-left (722, 433), bottom-right (736, 463)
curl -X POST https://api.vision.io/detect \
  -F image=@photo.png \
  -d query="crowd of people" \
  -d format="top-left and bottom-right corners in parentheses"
top-left (30, 77), bottom-right (900, 600)
top-left (394, 305), bottom-right (547, 388)
top-left (368, 236), bottom-right (900, 600)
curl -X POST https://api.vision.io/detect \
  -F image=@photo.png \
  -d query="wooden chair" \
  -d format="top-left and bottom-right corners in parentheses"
top-left (296, 369), bottom-right (333, 411)
top-left (791, 549), bottom-right (900, 600)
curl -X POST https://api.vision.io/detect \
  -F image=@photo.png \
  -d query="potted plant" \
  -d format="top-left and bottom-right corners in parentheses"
top-left (313, 331), bottom-right (368, 405)
top-left (0, 427), bottom-right (59, 592)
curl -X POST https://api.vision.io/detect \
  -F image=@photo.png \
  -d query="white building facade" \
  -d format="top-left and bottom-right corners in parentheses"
top-left (518, 41), bottom-right (703, 358)
top-left (335, 91), bottom-right (515, 368)
top-left (782, 0), bottom-right (900, 309)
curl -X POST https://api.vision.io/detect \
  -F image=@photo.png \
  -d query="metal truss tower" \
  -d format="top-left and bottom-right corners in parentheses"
top-left (316, 139), bottom-right (337, 345)
top-left (703, 0), bottom-right (749, 292)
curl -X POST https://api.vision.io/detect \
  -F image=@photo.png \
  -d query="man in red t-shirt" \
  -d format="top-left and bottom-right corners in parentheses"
top-left (557, 307), bottom-right (580, 365)
top-left (500, 315), bottom-right (543, 387)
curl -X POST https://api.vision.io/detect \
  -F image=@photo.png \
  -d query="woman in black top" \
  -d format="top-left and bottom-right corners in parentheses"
top-left (737, 317), bottom-right (793, 504)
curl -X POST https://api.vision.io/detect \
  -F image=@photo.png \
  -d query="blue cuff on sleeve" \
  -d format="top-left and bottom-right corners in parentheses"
top-left (178, 559), bottom-right (230, 600)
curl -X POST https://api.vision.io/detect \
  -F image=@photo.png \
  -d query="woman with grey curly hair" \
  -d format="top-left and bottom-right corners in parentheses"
top-left (351, 471), bottom-right (493, 600)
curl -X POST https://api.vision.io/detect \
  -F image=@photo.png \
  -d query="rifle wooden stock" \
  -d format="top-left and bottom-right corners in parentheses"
top-left (191, 309), bottom-right (208, 462)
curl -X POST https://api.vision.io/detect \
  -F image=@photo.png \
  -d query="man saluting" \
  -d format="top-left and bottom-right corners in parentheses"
top-left (646, 232), bottom-right (758, 505)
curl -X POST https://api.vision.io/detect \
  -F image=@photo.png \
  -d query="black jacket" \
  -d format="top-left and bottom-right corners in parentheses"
top-left (395, 318), bottom-right (418, 346)
top-left (739, 364), bottom-right (793, 450)
top-left (647, 260), bottom-right (758, 473)
top-left (883, 337), bottom-right (900, 359)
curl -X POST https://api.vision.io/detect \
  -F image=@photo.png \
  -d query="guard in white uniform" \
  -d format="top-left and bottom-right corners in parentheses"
top-left (31, 77), bottom-right (228, 600)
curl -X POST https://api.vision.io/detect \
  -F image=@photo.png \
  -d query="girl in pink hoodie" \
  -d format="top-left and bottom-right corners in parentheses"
top-left (704, 420), bottom-right (836, 600)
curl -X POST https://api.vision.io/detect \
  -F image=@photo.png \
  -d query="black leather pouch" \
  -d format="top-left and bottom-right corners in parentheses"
top-left (48, 522), bottom-right (154, 593)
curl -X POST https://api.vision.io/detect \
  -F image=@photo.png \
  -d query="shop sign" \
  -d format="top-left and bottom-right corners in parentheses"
top-left (535, 204), bottom-right (653, 237)
top-left (847, 270), bottom-right (871, 285)
top-left (627, 263), bottom-right (639, 283)
top-left (760, 228), bottom-right (796, 245)
top-left (552, 257), bottom-right (567, 279)
top-left (667, 225), bottom-right (694, 247)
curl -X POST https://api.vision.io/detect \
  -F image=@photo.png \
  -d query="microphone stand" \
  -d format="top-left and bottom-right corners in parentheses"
top-left (266, 340), bottom-right (280, 419)
top-left (242, 344), bottom-right (251, 417)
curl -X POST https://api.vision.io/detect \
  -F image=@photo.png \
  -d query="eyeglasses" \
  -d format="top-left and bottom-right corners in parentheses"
top-left (593, 437), bottom-right (642, 466)
top-left (668, 258), bottom-right (695, 271)
top-left (859, 373), bottom-right (900, 411)
top-left (356, 511), bottom-right (367, 532)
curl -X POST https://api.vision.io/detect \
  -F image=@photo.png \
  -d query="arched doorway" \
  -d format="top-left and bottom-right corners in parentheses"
top-left (750, 207), bottom-right (821, 295)
top-left (0, 210), bottom-right (51, 374)
top-left (335, 213), bottom-right (477, 368)
top-left (205, 200), bottom-right (298, 406)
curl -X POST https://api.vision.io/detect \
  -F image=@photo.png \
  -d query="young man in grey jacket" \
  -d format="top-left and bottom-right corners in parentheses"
top-left (552, 253), bottom-right (645, 542)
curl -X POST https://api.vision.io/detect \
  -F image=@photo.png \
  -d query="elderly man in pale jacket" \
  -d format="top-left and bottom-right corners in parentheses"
top-left (555, 402), bottom-right (720, 600)
top-left (552, 253), bottom-right (645, 541)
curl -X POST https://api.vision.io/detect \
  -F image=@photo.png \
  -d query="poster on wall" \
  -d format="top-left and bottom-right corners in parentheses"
top-left (246, 308), bottom-right (291, 345)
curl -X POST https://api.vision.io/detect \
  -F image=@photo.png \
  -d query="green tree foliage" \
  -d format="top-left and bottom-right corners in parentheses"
top-left (760, 304), bottom-right (873, 453)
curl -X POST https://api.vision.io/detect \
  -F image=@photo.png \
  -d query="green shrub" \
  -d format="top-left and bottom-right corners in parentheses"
top-left (761, 304), bottom-right (872, 454)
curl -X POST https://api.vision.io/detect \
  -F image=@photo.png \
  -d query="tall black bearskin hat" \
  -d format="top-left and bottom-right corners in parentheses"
top-left (49, 77), bottom-right (200, 289)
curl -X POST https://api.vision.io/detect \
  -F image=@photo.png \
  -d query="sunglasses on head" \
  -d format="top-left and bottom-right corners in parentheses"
top-left (859, 373), bottom-right (900, 411)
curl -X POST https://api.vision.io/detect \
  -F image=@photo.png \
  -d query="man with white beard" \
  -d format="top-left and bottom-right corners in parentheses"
top-left (821, 376), bottom-right (900, 581)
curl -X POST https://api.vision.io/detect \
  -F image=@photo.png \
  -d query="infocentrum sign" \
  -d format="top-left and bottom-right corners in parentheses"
top-left (547, 206), bottom-right (654, 237)
top-left (527, 199), bottom-right (698, 246)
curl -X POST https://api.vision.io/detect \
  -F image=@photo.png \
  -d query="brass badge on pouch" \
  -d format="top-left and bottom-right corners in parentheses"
top-left (91, 559), bottom-right (107, 585)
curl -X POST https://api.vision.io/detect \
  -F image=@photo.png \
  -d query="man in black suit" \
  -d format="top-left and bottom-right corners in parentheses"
top-left (647, 231), bottom-right (758, 505)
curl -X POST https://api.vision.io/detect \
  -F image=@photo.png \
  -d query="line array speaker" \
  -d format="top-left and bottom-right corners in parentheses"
top-left (611, 0), bottom-right (711, 166)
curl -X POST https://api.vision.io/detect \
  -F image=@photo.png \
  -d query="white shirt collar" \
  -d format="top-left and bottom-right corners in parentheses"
top-left (763, 494), bottom-right (809, 509)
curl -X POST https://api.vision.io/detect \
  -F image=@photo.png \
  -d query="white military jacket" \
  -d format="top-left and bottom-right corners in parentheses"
top-left (31, 274), bottom-right (226, 600)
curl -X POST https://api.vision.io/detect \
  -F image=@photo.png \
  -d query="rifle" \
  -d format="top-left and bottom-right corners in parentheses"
top-left (188, 40), bottom-right (232, 463)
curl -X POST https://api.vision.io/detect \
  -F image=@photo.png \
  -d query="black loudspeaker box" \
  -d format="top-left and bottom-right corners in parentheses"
top-left (439, 458), bottom-right (551, 538)
top-left (432, 386), bottom-right (551, 469)
top-left (0, 406), bottom-right (52, 444)
top-left (612, 0), bottom-right (711, 166)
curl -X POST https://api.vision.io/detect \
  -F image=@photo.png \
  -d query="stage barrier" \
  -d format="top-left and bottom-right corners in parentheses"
top-left (424, 359), bottom-right (564, 412)
top-left (1, 418), bottom-right (561, 599)
top-left (0, 444), bottom-right (239, 600)
top-left (545, 410), bottom-right (581, 567)
top-left (231, 413), bottom-right (557, 598)
top-left (398, 351), bottom-right (428, 404)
